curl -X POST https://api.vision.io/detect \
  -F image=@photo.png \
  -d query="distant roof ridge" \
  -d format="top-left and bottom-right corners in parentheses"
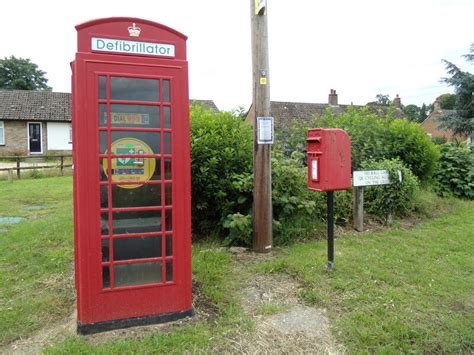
top-left (0, 91), bottom-right (218, 122)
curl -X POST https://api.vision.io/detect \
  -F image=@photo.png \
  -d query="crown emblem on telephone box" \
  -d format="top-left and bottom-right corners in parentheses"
top-left (128, 23), bottom-right (141, 37)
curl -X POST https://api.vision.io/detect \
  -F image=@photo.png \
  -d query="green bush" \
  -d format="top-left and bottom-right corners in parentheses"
top-left (433, 144), bottom-right (474, 199)
top-left (190, 104), bottom-right (253, 236)
top-left (361, 159), bottom-right (420, 220)
top-left (283, 106), bottom-right (439, 182)
top-left (385, 119), bottom-right (439, 182)
top-left (271, 150), bottom-right (322, 244)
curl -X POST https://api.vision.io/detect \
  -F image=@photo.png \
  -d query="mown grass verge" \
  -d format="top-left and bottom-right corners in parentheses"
top-left (1, 177), bottom-right (472, 353)
top-left (257, 199), bottom-right (474, 353)
top-left (0, 177), bottom-right (75, 345)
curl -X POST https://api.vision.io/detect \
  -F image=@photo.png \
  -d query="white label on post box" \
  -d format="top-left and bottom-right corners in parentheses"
top-left (311, 159), bottom-right (318, 180)
top-left (257, 117), bottom-right (274, 144)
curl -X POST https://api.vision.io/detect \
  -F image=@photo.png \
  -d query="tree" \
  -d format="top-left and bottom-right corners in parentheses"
top-left (367, 94), bottom-right (391, 106)
top-left (420, 103), bottom-right (431, 122)
top-left (0, 56), bottom-right (51, 91)
top-left (438, 93), bottom-right (456, 109)
top-left (437, 45), bottom-right (474, 137)
top-left (402, 104), bottom-right (420, 122)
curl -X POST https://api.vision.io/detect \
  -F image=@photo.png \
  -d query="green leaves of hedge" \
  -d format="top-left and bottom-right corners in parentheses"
top-left (190, 104), bottom-right (253, 236)
top-left (434, 144), bottom-right (474, 199)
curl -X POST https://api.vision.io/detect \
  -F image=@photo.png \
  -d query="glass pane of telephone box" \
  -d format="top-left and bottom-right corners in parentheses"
top-left (164, 106), bottom-right (171, 128)
top-left (114, 262), bottom-right (162, 287)
top-left (99, 131), bottom-right (108, 154)
top-left (166, 260), bottom-right (173, 282)
top-left (111, 77), bottom-right (159, 102)
top-left (163, 80), bottom-right (170, 102)
top-left (110, 104), bottom-right (160, 128)
top-left (113, 236), bottom-right (162, 261)
top-left (164, 158), bottom-right (172, 180)
top-left (164, 132), bottom-right (172, 154)
top-left (165, 234), bottom-right (172, 256)
top-left (99, 76), bottom-right (106, 100)
top-left (101, 213), bottom-right (110, 235)
top-left (99, 104), bottom-right (107, 127)
top-left (102, 239), bottom-right (110, 262)
top-left (111, 132), bottom-right (160, 155)
top-left (102, 266), bottom-right (110, 288)
top-left (112, 210), bottom-right (162, 234)
top-left (112, 184), bottom-right (161, 208)
top-left (100, 185), bottom-right (108, 208)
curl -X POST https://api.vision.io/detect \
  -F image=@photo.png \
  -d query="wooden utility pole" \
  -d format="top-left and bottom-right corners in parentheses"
top-left (251, 0), bottom-right (272, 253)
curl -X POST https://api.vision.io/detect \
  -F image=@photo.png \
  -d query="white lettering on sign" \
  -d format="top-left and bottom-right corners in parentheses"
top-left (353, 170), bottom-right (402, 187)
top-left (257, 117), bottom-right (274, 144)
top-left (91, 37), bottom-right (175, 57)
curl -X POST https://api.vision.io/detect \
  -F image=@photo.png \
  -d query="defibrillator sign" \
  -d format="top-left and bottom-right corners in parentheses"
top-left (102, 137), bottom-right (155, 188)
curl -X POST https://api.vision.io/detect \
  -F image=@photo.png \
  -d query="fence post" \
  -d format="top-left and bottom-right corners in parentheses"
top-left (16, 157), bottom-right (21, 179)
top-left (60, 155), bottom-right (64, 176)
top-left (353, 186), bottom-right (364, 232)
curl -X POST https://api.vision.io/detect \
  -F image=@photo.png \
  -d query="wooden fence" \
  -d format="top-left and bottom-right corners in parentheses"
top-left (0, 155), bottom-right (73, 181)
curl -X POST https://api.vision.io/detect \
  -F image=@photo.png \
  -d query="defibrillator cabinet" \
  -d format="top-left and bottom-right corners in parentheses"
top-left (72, 17), bottom-right (192, 333)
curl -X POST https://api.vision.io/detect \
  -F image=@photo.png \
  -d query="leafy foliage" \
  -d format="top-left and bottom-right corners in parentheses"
top-left (308, 106), bottom-right (439, 181)
top-left (190, 104), bottom-right (253, 236)
top-left (433, 144), bottom-right (474, 199)
top-left (367, 94), bottom-right (391, 106)
top-left (438, 93), bottom-right (456, 110)
top-left (0, 56), bottom-right (51, 91)
top-left (361, 159), bottom-right (420, 220)
top-left (222, 151), bottom-right (330, 246)
top-left (437, 45), bottom-right (474, 137)
top-left (402, 103), bottom-right (431, 123)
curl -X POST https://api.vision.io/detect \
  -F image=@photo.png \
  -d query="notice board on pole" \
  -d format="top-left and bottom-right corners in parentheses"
top-left (257, 116), bottom-right (274, 144)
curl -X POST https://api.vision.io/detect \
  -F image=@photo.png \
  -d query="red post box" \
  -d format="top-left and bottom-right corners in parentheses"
top-left (307, 128), bottom-right (351, 191)
top-left (71, 18), bottom-right (192, 333)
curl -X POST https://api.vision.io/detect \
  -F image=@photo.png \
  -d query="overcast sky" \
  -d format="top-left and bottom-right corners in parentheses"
top-left (1, 0), bottom-right (472, 111)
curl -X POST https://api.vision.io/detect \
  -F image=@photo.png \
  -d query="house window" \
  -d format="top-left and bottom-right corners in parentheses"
top-left (0, 121), bottom-right (4, 145)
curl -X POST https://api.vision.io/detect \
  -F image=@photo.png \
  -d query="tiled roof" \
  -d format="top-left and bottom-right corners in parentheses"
top-left (0, 90), bottom-right (71, 122)
top-left (0, 90), bottom-right (219, 122)
top-left (266, 101), bottom-right (405, 132)
top-left (270, 101), bottom-right (347, 131)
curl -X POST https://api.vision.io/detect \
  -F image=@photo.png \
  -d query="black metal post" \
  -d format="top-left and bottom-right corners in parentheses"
top-left (327, 191), bottom-right (335, 270)
top-left (16, 158), bottom-right (20, 179)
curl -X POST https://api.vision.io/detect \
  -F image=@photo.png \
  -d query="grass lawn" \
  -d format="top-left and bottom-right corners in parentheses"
top-left (0, 176), bottom-right (473, 353)
top-left (0, 177), bottom-right (74, 345)
top-left (258, 199), bottom-right (474, 353)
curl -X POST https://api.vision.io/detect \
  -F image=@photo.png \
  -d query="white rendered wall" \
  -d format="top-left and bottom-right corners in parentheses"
top-left (47, 122), bottom-right (72, 150)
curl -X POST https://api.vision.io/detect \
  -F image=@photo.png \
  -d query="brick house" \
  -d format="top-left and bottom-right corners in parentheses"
top-left (0, 89), bottom-right (218, 156)
top-left (0, 90), bottom-right (72, 156)
top-left (420, 97), bottom-right (470, 143)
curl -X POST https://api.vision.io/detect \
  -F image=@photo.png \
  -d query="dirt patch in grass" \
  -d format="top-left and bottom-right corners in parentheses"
top-left (222, 250), bottom-right (345, 354)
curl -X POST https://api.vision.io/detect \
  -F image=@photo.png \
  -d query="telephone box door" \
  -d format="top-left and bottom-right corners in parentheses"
top-left (73, 55), bottom-right (192, 330)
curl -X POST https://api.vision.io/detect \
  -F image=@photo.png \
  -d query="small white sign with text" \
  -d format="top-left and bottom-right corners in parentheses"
top-left (91, 37), bottom-right (175, 57)
top-left (257, 117), bottom-right (274, 144)
top-left (353, 170), bottom-right (402, 187)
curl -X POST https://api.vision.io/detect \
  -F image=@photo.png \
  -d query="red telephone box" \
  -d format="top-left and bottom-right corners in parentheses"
top-left (72, 18), bottom-right (192, 333)
top-left (307, 128), bottom-right (351, 191)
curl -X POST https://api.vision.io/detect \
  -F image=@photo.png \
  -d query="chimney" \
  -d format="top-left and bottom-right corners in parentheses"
top-left (393, 94), bottom-right (401, 109)
top-left (328, 89), bottom-right (338, 106)
top-left (433, 97), bottom-right (441, 112)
